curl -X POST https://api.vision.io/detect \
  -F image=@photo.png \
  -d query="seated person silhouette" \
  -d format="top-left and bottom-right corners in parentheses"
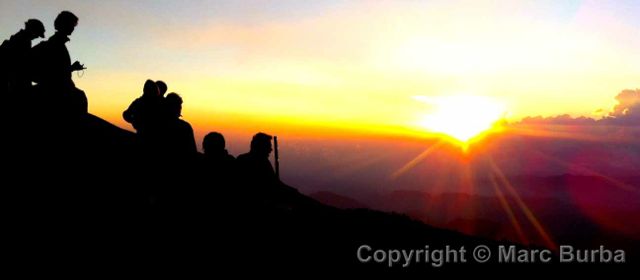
top-left (123, 79), bottom-right (162, 136)
top-left (31, 11), bottom-right (85, 91)
top-left (203, 131), bottom-right (235, 173)
top-left (236, 132), bottom-right (302, 206)
top-left (236, 133), bottom-right (277, 187)
top-left (30, 11), bottom-right (87, 116)
top-left (0, 19), bottom-right (45, 96)
top-left (156, 80), bottom-right (168, 97)
top-left (162, 92), bottom-right (197, 161)
top-left (201, 132), bottom-right (236, 200)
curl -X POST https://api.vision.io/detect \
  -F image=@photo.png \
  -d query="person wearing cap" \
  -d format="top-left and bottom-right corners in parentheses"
top-left (0, 19), bottom-right (45, 95)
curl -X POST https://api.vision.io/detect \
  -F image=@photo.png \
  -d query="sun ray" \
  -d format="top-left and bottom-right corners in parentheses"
top-left (489, 173), bottom-right (529, 245)
top-left (532, 150), bottom-right (640, 195)
top-left (529, 149), bottom-right (640, 237)
top-left (454, 164), bottom-right (478, 234)
top-left (423, 161), bottom-right (459, 219)
top-left (390, 140), bottom-right (445, 179)
top-left (489, 157), bottom-right (557, 249)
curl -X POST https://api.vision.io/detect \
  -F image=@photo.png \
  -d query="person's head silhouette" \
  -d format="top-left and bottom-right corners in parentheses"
top-left (142, 79), bottom-right (159, 98)
top-left (24, 19), bottom-right (45, 39)
top-left (54, 11), bottom-right (78, 36)
top-left (203, 132), bottom-right (226, 155)
top-left (250, 132), bottom-right (273, 157)
top-left (156, 80), bottom-right (168, 97)
top-left (165, 92), bottom-right (183, 118)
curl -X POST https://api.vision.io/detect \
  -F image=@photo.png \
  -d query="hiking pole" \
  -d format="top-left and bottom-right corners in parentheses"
top-left (274, 136), bottom-right (280, 180)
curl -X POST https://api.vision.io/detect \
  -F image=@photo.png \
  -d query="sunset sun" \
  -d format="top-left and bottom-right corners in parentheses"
top-left (416, 95), bottom-right (506, 145)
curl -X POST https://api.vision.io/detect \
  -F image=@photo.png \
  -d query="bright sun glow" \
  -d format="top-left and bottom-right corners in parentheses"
top-left (416, 95), bottom-right (506, 144)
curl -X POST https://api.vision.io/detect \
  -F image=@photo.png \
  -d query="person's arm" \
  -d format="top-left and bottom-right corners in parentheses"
top-left (122, 99), bottom-right (138, 124)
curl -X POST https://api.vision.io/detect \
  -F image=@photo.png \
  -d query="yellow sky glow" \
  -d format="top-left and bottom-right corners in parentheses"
top-left (416, 95), bottom-right (506, 144)
top-left (25, 0), bottom-right (637, 144)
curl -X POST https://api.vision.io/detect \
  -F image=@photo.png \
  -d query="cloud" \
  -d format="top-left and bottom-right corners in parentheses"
top-left (517, 89), bottom-right (640, 127)
top-left (517, 114), bottom-right (598, 126)
top-left (606, 89), bottom-right (640, 125)
top-left (511, 89), bottom-right (640, 145)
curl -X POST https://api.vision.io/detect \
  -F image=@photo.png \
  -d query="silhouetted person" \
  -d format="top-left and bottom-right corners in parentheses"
top-left (236, 133), bottom-right (278, 189)
top-left (31, 11), bottom-right (85, 90)
top-left (202, 132), bottom-right (236, 184)
top-left (203, 132), bottom-right (235, 162)
top-left (156, 80), bottom-right (168, 97)
top-left (162, 92), bottom-right (197, 160)
top-left (236, 132), bottom-right (288, 202)
top-left (236, 133), bottom-right (320, 210)
top-left (0, 19), bottom-right (45, 96)
top-left (123, 79), bottom-right (162, 136)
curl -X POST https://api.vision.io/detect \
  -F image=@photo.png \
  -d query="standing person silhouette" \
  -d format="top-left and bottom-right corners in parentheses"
top-left (0, 19), bottom-right (45, 96)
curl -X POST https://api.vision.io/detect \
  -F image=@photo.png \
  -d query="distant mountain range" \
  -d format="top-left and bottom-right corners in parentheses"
top-left (311, 174), bottom-right (640, 252)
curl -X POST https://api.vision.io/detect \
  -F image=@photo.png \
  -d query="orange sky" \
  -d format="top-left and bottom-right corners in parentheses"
top-left (2, 0), bottom-right (639, 149)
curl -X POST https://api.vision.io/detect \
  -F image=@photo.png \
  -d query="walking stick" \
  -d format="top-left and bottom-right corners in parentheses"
top-left (274, 136), bottom-right (280, 180)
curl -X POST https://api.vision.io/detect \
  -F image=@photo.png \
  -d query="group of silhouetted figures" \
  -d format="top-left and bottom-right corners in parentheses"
top-left (4, 11), bottom-right (638, 273)
top-left (1, 12), bottom-right (325, 269)
top-left (0, 11), bottom-right (87, 117)
top-left (1, 11), bottom-right (312, 213)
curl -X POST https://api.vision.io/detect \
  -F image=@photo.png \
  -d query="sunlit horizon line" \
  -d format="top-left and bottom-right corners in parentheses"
top-left (104, 105), bottom-right (636, 158)
top-left (504, 125), bottom-right (638, 143)
top-left (432, 119), bottom-right (506, 152)
top-left (414, 94), bottom-right (507, 147)
top-left (103, 106), bottom-right (460, 142)
top-left (96, 88), bottom-right (622, 148)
